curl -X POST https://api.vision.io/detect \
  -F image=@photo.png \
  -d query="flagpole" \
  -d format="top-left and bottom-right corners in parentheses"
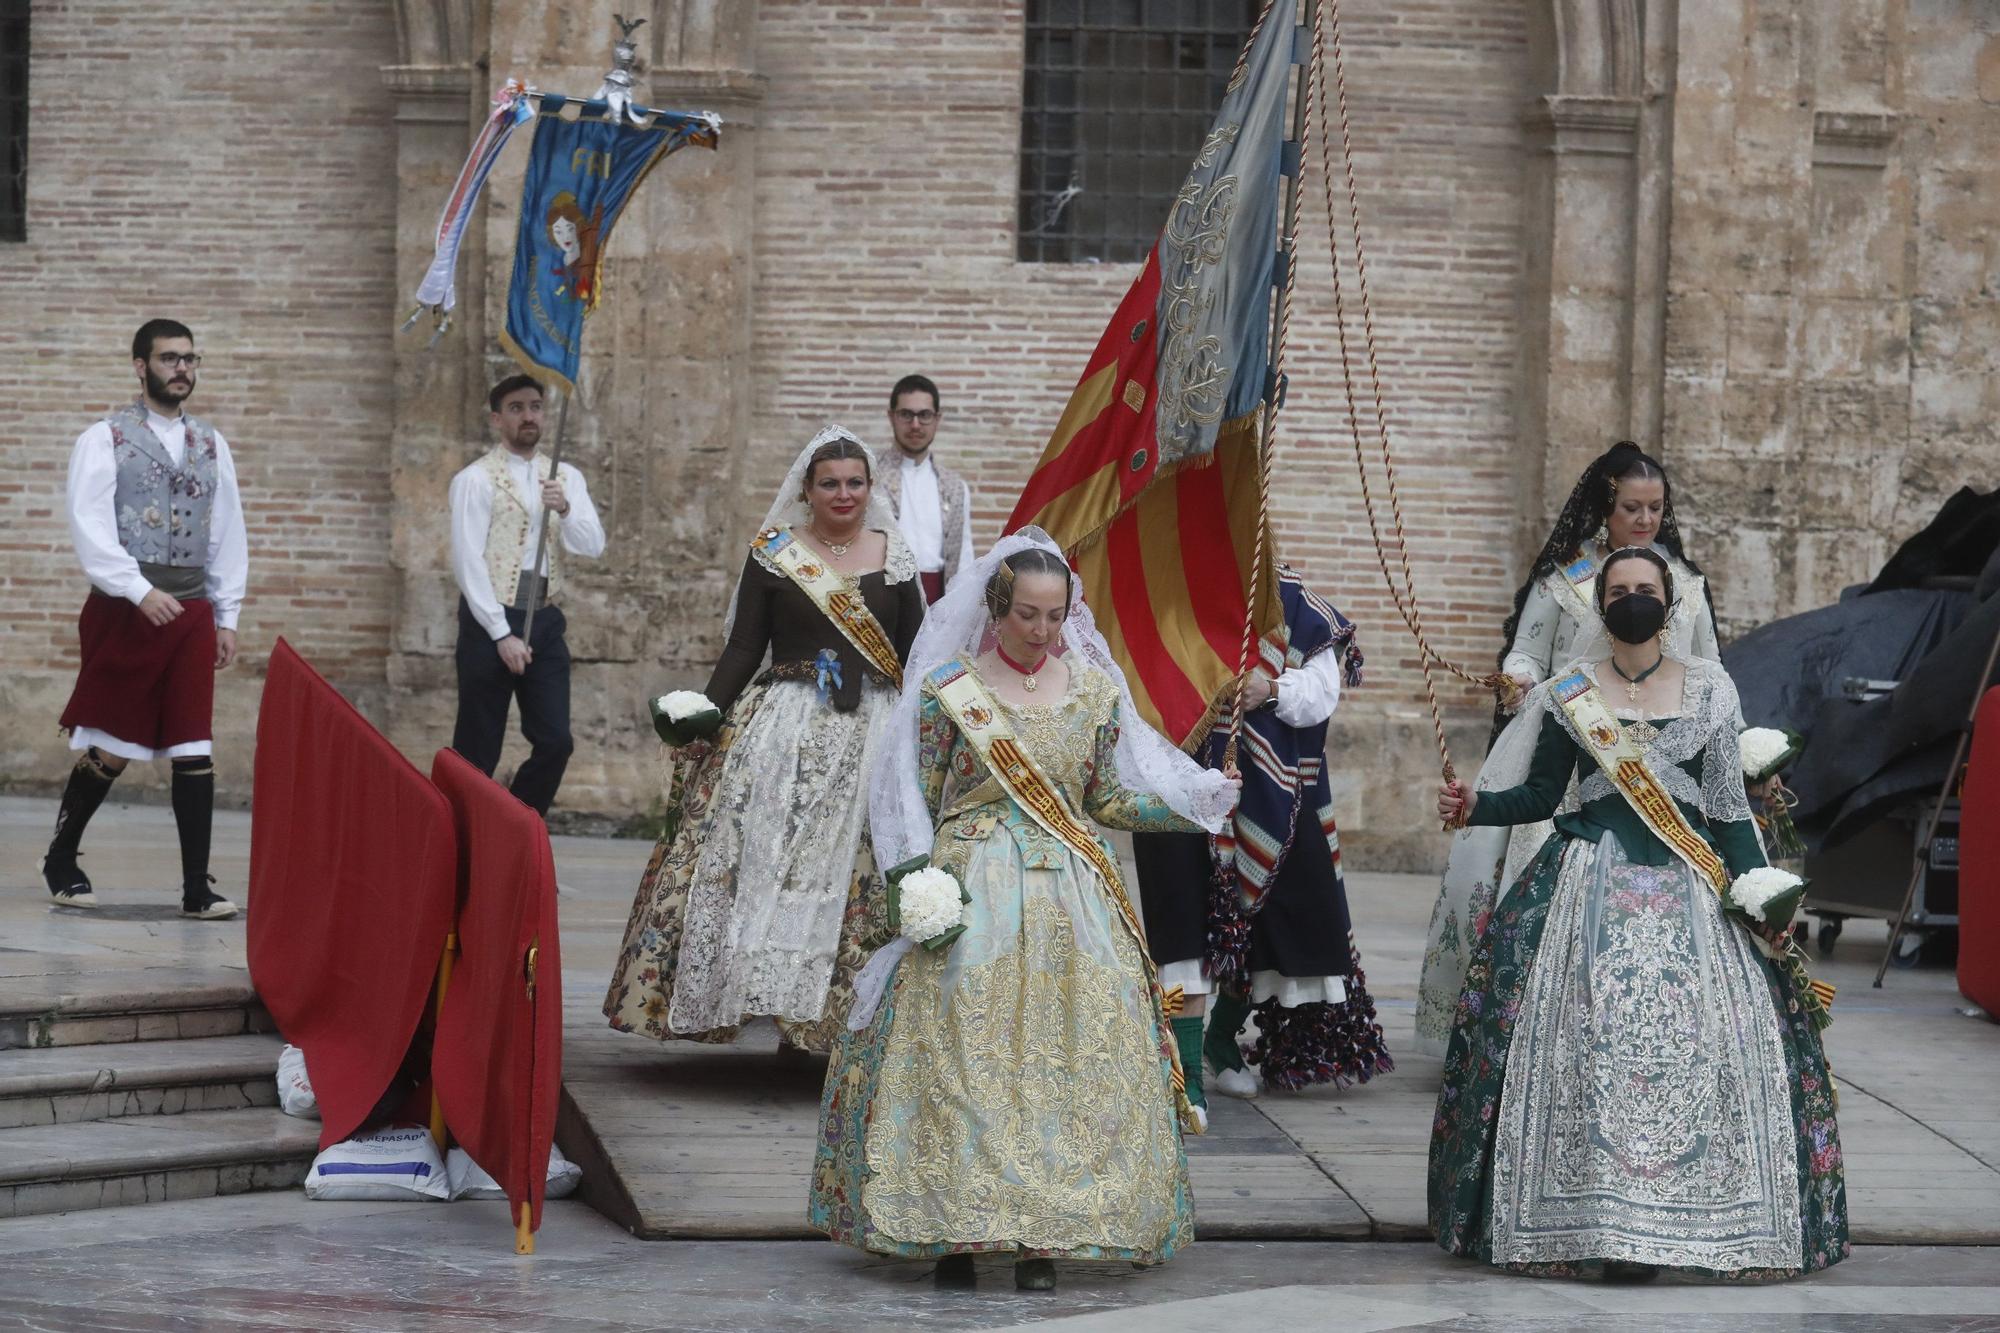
top-left (1224, 0), bottom-right (1315, 771)
top-left (520, 386), bottom-right (571, 644)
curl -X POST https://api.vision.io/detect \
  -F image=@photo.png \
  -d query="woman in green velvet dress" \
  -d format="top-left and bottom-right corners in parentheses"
top-left (1429, 548), bottom-right (1847, 1280)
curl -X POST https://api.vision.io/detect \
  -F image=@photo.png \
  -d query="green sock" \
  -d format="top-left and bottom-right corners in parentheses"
top-left (1171, 1015), bottom-right (1206, 1108)
top-left (1204, 991), bottom-right (1251, 1073)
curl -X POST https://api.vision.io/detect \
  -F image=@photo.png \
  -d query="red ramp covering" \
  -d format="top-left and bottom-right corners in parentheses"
top-left (249, 639), bottom-right (457, 1149)
top-left (430, 747), bottom-right (564, 1231)
top-left (1958, 687), bottom-right (2000, 1016)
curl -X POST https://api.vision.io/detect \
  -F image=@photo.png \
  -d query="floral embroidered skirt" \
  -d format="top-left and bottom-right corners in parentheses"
top-left (602, 679), bottom-right (893, 1053)
top-left (1427, 833), bottom-right (1849, 1279)
top-left (810, 822), bottom-right (1194, 1262)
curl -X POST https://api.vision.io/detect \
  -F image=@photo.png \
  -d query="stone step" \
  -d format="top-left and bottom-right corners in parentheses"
top-left (0, 1033), bottom-right (287, 1129)
top-left (0, 1107), bottom-right (321, 1219)
top-left (0, 968), bottom-right (272, 1050)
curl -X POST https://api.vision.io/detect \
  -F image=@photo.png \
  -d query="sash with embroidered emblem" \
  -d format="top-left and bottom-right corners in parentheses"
top-left (927, 660), bottom-right (1200, 1122)
top-left (1553, 669), bottom-right (1835, 1022)
top-left (1545, 553), bottom-right (1599, 626)
top-left (754, 527), bottom-right (904, 689)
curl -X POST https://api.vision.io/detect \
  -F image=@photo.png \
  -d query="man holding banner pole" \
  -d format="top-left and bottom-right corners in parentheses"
top-left (448, 375), bottom-right (605, 816)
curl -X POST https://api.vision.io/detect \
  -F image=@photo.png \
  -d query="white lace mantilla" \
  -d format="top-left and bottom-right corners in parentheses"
top-left (1558, 664), bottom-right (1754, 827)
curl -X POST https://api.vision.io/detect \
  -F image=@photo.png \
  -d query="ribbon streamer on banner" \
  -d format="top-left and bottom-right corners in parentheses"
top-left (402, 81), bottom-right (536, 346)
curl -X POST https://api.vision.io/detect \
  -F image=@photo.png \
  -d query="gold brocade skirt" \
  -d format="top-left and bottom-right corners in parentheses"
top-left (810, 818), bottom-right (1194, 1261)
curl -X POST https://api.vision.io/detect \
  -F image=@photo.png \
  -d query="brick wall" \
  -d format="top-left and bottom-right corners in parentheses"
top-left (0, 1), bottom-right (399, 797)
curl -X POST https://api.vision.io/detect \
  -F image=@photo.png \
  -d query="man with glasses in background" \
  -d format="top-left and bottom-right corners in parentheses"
top-left (40, 319), bottom-right (247, 919)
top-left (879, 374), bottom-right (972, 604)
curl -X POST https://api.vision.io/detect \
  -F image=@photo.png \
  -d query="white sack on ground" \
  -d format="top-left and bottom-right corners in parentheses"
top-left (445, 1144), bottom-right (582, 1201)
top-left (303, 1126), bottom-right (449, 1202)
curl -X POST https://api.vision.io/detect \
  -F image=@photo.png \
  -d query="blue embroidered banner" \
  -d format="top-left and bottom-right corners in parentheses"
top-left (502, 103), bottom-right (718, 390)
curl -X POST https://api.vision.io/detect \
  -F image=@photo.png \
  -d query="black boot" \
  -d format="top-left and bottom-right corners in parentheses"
top-left (43, 749), bottom-right (119, 908)
top-left (172, 759), bottom-right (236, 920)
top-left (934, 1253), bottom-right (975, 1287)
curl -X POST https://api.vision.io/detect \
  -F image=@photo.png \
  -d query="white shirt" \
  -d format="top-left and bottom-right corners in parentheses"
top-left (66, 409), bottom-right (249, 630)
top-left (1271, 649), bottom-right (1343, 729)
top-left (448, 452), bottom-right (606, 641)
top-left (893, 453), bottom-right (975, 577)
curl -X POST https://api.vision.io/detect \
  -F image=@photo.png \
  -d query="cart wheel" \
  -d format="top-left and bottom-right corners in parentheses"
top-left (1889, 930), bottom-right (1926, 970)
top-left (1816, 919), bottom-right (1842, 957)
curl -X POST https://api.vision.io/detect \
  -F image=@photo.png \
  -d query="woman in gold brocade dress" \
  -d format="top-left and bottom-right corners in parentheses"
top-left (810, 531), bottom-right (1239, 1292)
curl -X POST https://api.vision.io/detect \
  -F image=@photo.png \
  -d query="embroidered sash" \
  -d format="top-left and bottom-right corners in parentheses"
top-left (1553, 669), bottom-right (1836, 1020)
top-left (1554, 670), bottom-right (1730, 892)
top-left (928, 661), bottom-right (1197, 1114)
top-left (753, 527), bottom-right (903, 689)
top-left (1546, 554), bottom-right (1598, 627)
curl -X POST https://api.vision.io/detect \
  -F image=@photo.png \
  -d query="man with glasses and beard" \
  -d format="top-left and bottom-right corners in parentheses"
top-left (446, 374), bottom-right (606, 817)
top-left (878, 374), bottom-right (973, 604)
top-left (41, 319), bottom-right (247, 919)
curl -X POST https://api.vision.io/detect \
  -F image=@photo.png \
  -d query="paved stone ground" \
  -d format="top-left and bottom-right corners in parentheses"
top-left (1, 1194), bottom-right (1999, 1331)
top-left (2, 794), bottom-right (1999, 1330)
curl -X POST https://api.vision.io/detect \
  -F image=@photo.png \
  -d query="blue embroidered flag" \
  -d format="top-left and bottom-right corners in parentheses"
top-left (502, 101), bottom-right (718, 390)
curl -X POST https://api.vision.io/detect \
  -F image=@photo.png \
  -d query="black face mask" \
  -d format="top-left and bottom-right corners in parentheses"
top-left (1602, 593), bottom-right (1667, 645)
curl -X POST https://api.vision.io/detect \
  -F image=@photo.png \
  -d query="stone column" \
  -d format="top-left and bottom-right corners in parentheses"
top-left (1513, 0), bottom-right (1646, 561)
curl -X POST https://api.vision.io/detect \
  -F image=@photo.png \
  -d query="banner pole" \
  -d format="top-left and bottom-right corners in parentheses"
top-left (428, 928), bottom-right (460, 1152)
top-left (1224, 0), bottom-right (1313, 772)
top-left (520, 386), bottom-right (572, 645)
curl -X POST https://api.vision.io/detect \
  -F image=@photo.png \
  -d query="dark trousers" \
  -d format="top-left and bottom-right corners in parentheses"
top-left (452, 597), bottom-right (573, 815)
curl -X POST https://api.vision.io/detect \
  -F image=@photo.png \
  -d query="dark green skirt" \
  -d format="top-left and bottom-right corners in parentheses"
top-left (1426, 834), bottom-right (1849, 1279)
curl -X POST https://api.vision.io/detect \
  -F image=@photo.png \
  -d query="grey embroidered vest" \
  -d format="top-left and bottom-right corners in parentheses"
top-left (105, 402), bottom-right (220, 570)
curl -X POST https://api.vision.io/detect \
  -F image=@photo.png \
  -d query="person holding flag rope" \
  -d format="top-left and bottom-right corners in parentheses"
top-left (1428, 546), bottom-right (1846, 1281)
top-left (605, 429), bottom-right (924, 1052)
top-left (810, 530), bottom-right (1238, 1290)
top-left (1133, 565), bottom-right (1390, 1108)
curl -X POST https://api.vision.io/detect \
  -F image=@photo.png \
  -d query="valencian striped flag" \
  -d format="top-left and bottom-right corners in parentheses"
top-left (1006, 0), bottom-right (1300, 748)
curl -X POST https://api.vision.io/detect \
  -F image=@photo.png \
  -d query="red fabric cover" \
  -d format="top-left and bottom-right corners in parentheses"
top-left (430, 747), bottom-right (564, 1231)
top-left (60, 594), bottom-right (217, 747)
top-left (248, 639), bottom-right (458, 1149)
top-left (920, 570), bottom-right (945, 605)
top-left (1957, 687), bottom-right (2000, 1016)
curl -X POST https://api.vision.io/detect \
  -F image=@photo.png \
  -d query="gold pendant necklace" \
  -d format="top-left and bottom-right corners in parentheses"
top-left (810, 525), bottom-right (853, 558)
top-left (997, 645), bottom-right (1048, 693)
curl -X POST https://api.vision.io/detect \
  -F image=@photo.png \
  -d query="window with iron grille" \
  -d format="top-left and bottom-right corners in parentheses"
top-left (0, 0), bottom-right (25, 243)
top-left (1018, 0), bottom-right (1259, 265)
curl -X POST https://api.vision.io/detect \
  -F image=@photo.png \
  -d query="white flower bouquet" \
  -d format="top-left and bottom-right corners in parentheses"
top-left (1739, 726), bottom-right (1804, 783)
top-left (1727, 866), bottom-right (1809, 957)
top-left (887, 857), bottom-right (969, 952)
top-left (1740, 726), bottom-right (1808, 860)
top-left (649, 689), bottom-right (723, 747)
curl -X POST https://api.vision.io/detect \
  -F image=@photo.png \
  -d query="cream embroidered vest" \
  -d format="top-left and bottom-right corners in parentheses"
top-left (477, 448), bottom-right (563, 602)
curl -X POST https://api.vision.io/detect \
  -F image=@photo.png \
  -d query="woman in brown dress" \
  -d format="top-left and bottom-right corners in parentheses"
top-left (604, 427), bottom-right (924, 1051)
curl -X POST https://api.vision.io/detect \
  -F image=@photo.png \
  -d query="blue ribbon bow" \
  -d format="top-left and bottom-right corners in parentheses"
top-left (814, 648), bottom-right (843, 706)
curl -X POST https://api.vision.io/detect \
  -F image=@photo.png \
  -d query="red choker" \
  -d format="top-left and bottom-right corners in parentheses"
top-left (995, 644), bottom-right (1049, 692)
